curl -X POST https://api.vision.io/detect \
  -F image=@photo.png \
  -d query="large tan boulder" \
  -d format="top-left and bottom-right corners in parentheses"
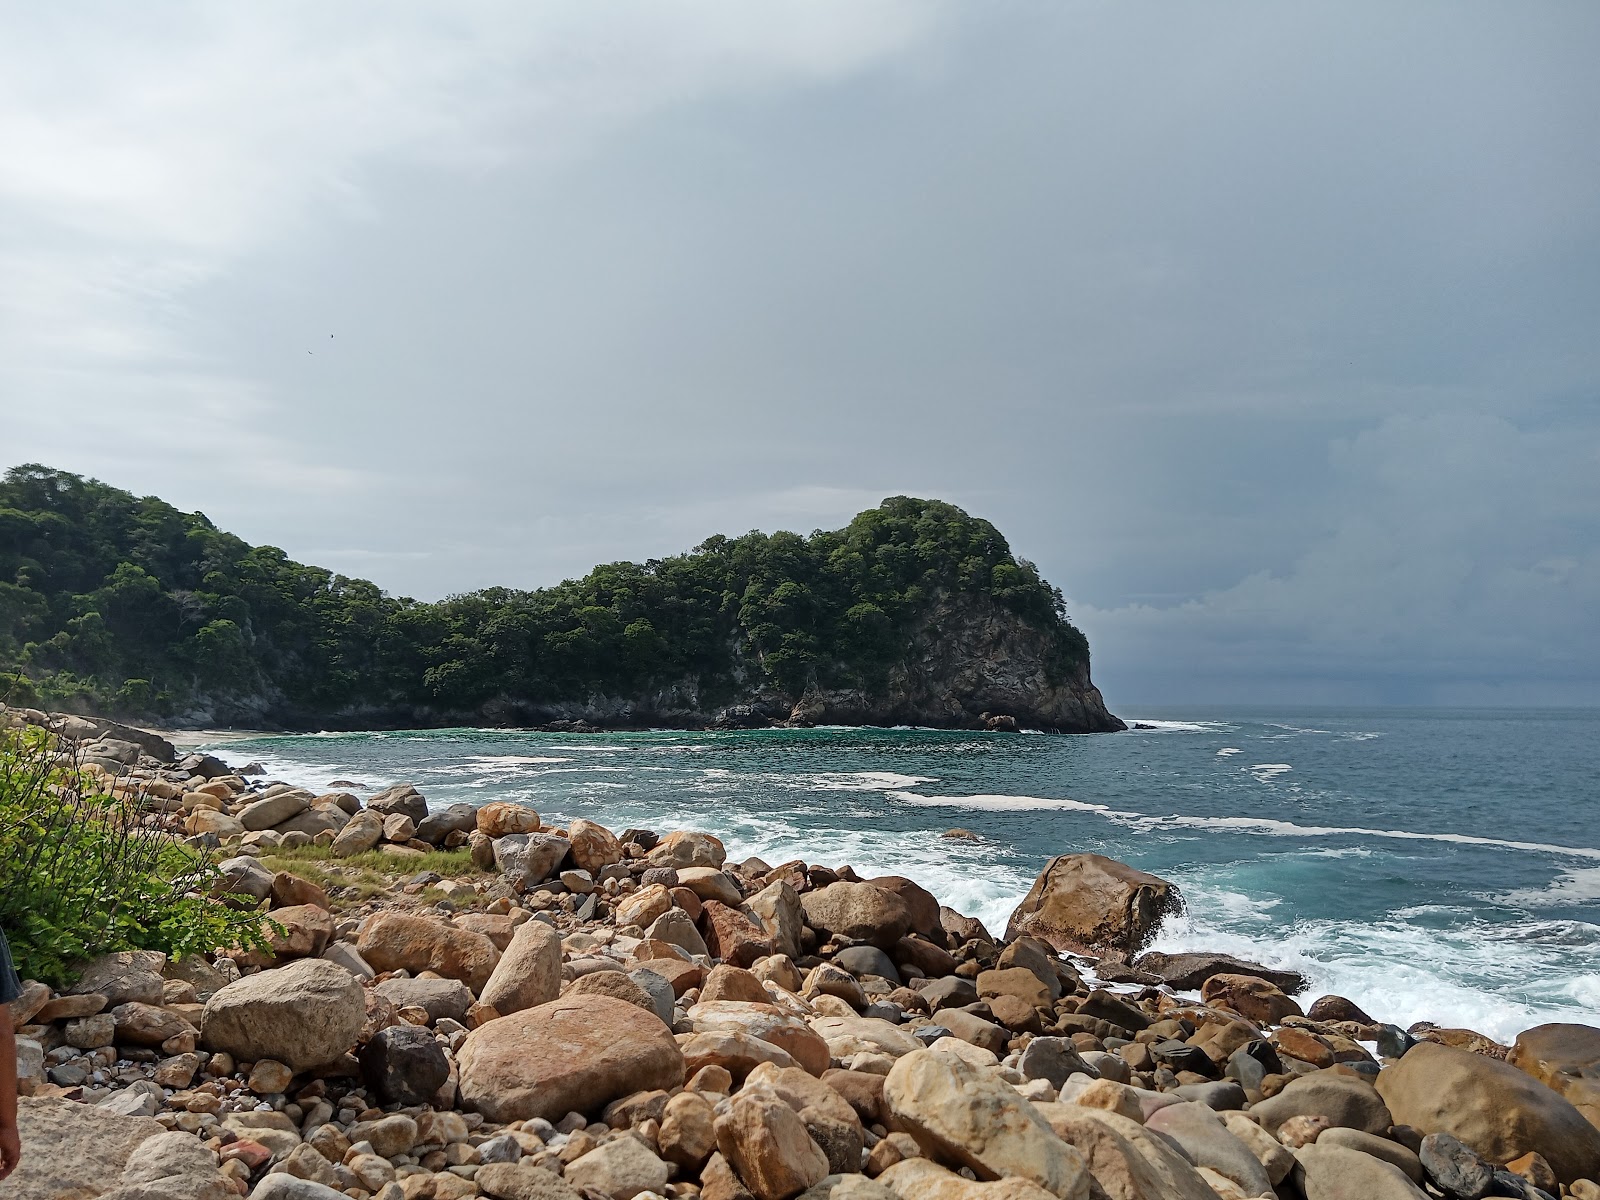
top-left (1004, 854), bottom-right (1181, 955)
top-left (1376, 1040), bottom-right (1600, 1184)
top-left (201, 958), bottom-right (365, 1072)
top-left (747, 880), bottom-right (804, 959)
top-left (456, 995), bottom-right (684, 1122)
top-left (4, 1097), bottom-right (230, 1200)
top-left (883, 1049), bottom-right (1090, 1199)
top-left (479, 918), bottom-right (563, 1015)
top-left (746, 1061), bottom-right (865, 1176)
top-left (688, 1001), bottom-right (831, 1075)
top-left (715, 1090), bottom-right (830, 1200)
top-left (648, 830), bottom-right (727, 868)
top-left (1035, 1104), bottom-right (1218, 1200)
top-left (876, 1159), bottom-right (1059, 1199)
top-left (801, 882), bottom-right (912, 950)
top-left (567, 818), bottom-right (623, 874)
top-left (356, 911), bottom-right (500, 993)
top-left (1295, 1142), bottom-right (1429, 1200)
top-left (1509, 1022), bottom-right (1600, 1131)
top-left (329, 809), bottom-right (384, 856)
top-left (477, 801), bottom-right (540, 837)
top-left (1199, 973), bottom-right (1302, 1025)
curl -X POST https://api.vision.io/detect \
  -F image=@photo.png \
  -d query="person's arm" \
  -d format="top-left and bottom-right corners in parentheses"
top-left (0, 1004), bottom-right (18, 1180)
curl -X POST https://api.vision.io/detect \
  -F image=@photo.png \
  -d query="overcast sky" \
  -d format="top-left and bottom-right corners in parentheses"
top-left (3, 2), bottom-right (1597, 707)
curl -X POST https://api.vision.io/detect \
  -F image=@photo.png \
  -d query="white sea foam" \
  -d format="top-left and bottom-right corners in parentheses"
top-left (1249, 763), bottom-right (1293, 781)
top-left (888, 791), bottom-right (1140, 817)
top-left (806, 772), bottom-right (938, 792)
top-left (1496, 866), bottom-right (1600, 907)
top-left (467, 755), bottom-right (573, 766)
top-left (1216, 747), bottom-right (1242, 757)
top-left (1149, 888), bottom-right (1600, 1043)
top-left (1122, 719), bottom-right (1236, 733)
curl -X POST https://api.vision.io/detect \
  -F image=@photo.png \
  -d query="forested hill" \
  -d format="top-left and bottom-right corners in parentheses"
top-left (0, 464), bottom-right (1123, 733)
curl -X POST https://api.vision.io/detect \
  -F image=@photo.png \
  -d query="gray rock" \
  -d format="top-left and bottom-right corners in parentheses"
top-left (918, 976), bottom-right (978, 1012)
top-left (834, 946), bottom-right (900, 983)
top-left (628, 968), bottom-right (677, 1026)
top-left (417, 803), bottom-right (479, 844)
top-left (1251, 1072), bottom-right (1392, 1137)
top-left (367, 783), bottom-right (429, 823)
top-left (202, 958), bottom-right (366, 1071)
top-left (1173, 1080), bottom-right (1247, 1110)
top-left (644, 909), bottom-right (709, 958)
top-left (478, 1133), bottom-right (523, 1164)
top-left (1144, 1100), bottom-right (1273, 1197)
top-left (913, 1025), bottom-right (952, 1046)
top-left (69, 950), bottom-right (167, 1006)
top-left (239, 791), bottom-right (312, 831)
top-left (359, 1025), bottom-right (451, 1107)
top-left (249, 1176), bottom-right (351, 1199)
top-left (1318, 1127), bottom-right (1424, 1182)
top-left (1418, 1132), bottom-right (1496, 1199)
top-left (320, 942), bottom-right (375, 980)
top-left (1018, 1036), bottom-right (1099, 1088)
top-left (214, 855), bottom-right (276, 902)
top-left (374, 976), bottom-right (474, 1023)
top-left (495, 833), bottom-right (572, 885)
top-left (1296, 1142), bottom-right (1430, 1200)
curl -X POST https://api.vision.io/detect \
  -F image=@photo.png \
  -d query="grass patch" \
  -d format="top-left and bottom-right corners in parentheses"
top-left (260, 844), bottom-right (488, 910)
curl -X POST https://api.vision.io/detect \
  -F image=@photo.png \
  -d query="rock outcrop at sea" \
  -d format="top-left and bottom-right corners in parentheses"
top-left (6, 708), bottom-right (1600, 1200)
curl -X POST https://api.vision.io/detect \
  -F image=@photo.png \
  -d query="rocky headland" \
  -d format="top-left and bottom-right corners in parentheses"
top-left (5, 709), bottom-right (1600, 1200)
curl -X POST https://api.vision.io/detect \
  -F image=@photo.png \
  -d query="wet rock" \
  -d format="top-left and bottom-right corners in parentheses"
top-left (1005, 853), bottom-right (1181, 956)
top-left (1307, 995), bottom-right (1377, 1024)
top-left (1133, 951), bottom-right (1306, 994)
top-left (1200, 973), bottom-right (1303, 1025)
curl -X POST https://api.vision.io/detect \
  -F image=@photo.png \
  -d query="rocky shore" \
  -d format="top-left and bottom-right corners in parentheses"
top-left (5, 710), bottom-right (1600, 1200)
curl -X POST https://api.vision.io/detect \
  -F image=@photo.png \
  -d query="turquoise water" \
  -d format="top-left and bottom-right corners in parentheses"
top-left (207, 707), bottom-right (1600, 1041)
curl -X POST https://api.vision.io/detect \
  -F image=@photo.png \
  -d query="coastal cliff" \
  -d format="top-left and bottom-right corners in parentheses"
top-left (0, 465), bottom-right (1121, 733)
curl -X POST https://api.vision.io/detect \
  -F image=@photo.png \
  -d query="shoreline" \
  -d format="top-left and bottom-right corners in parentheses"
top-left (8, 708), bottom-right (1599, 1199)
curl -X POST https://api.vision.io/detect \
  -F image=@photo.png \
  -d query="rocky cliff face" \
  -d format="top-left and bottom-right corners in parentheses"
top-left (442, 591), bottom-right (1122, 735)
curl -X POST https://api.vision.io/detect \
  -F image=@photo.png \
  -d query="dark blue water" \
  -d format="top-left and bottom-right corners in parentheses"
top-left (208, 707), bottom-right (1600, 1040)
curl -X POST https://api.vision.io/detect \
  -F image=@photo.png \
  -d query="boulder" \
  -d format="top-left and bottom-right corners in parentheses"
top-left (661, 1091), bottom-right (721, 1170)
top-left (1376, 1040), bottom-right (1600, 1184)
top-left (680, 1029), bottom-right (800, 1080)
top-left (884, 1049), bottom-right (1090, 1198)
top-left (1132, 950), bottom-right (1307, 994)
top-left (1200, 973), bottom-right (1303, 1025)
top-left (1035, 1104), bottom-right (1218, 1200)
top-left (1509, 1022), bottom-right (1600, 1131)
top-left (1004, 853), bottom-right (1181, 955)
top-left (106, 1128), bottom-right (232, 1199)
top-left (747, 1061), bottom-right (865, 1176)
top-left (417, 802), bottom-right (480, 844)
top-left (494, 833), bottom-right (571, 886)
top-left (648, 830), bottom-right (727, 868)
top-left (1142, 1101), bottom-right (1272, 1197)
top-left (456, 995), bottom-right (684, 1122)
top-left (479, 916), bottom-right (563, 1015)
top-left (477, 801), bottom-right (541, 837)
top-left (356, 911), bottom-right (500, 993)
top-left (201, 958), bottom-right (366, 1071)
top-left (110, 1001), bottom-right (197, 1048)
top-left (566, 817), bottom-right (623, 874)
top-left (214, 855), bottom-right (276, 903)
top-left (3, 1096), bottom-right (167, 1199)
top-left (565, 1136), bottom-right (671, 1200)
top-left (1295, 1142), bottom-right (1429, 1200)
top-left (238, 791), bottom-right (311, 831)
top-left (715, 1091), bottom-right (831, 1200)
top-left (566, 970), bottom-right (659, 1014)
top-left (802, 882), bottom-right (912, 950)
top-left (329, 810), bottom-right (384, 857)
top-left (703, 901), bottom-right (776, 968)
top-left (748, 880), bottom-right (804, 959)
top-left (615, 883), bottom-right (675, 930)
top-left (865, 876), bottom-right (943, 940)
top-left (367, 783), bottom-right (429, 823)
top-left (473, 1163), bottom-right (584, 1200)
top-left (373, 976), bottom-right (474, 1022)
top-left (1252, 1070), bottom-right (1392, 1137)
top-left (1018, 1037), bottom-right (1099, 1089)
top-left (876, 1158), bottom-right (1061, 1199)
top-left (689, 1001), bottom-right (831, 1075)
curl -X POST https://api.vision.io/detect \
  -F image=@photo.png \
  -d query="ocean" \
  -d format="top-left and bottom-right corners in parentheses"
top-left (203, 707), bottom-right (1600, 1043)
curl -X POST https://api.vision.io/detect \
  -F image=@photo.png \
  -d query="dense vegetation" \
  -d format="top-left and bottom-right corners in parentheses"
top-left (0, 726), bottom-right (268, 983)
top-left (0, 463), bottom-right (1089, 725)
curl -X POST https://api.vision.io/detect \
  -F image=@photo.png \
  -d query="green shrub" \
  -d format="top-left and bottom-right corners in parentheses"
top-left (0, 725), bottom-right (270, 985)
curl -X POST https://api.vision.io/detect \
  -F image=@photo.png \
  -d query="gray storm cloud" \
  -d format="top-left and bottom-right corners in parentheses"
top-left (1, 1), bottom-right (1596, 705)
